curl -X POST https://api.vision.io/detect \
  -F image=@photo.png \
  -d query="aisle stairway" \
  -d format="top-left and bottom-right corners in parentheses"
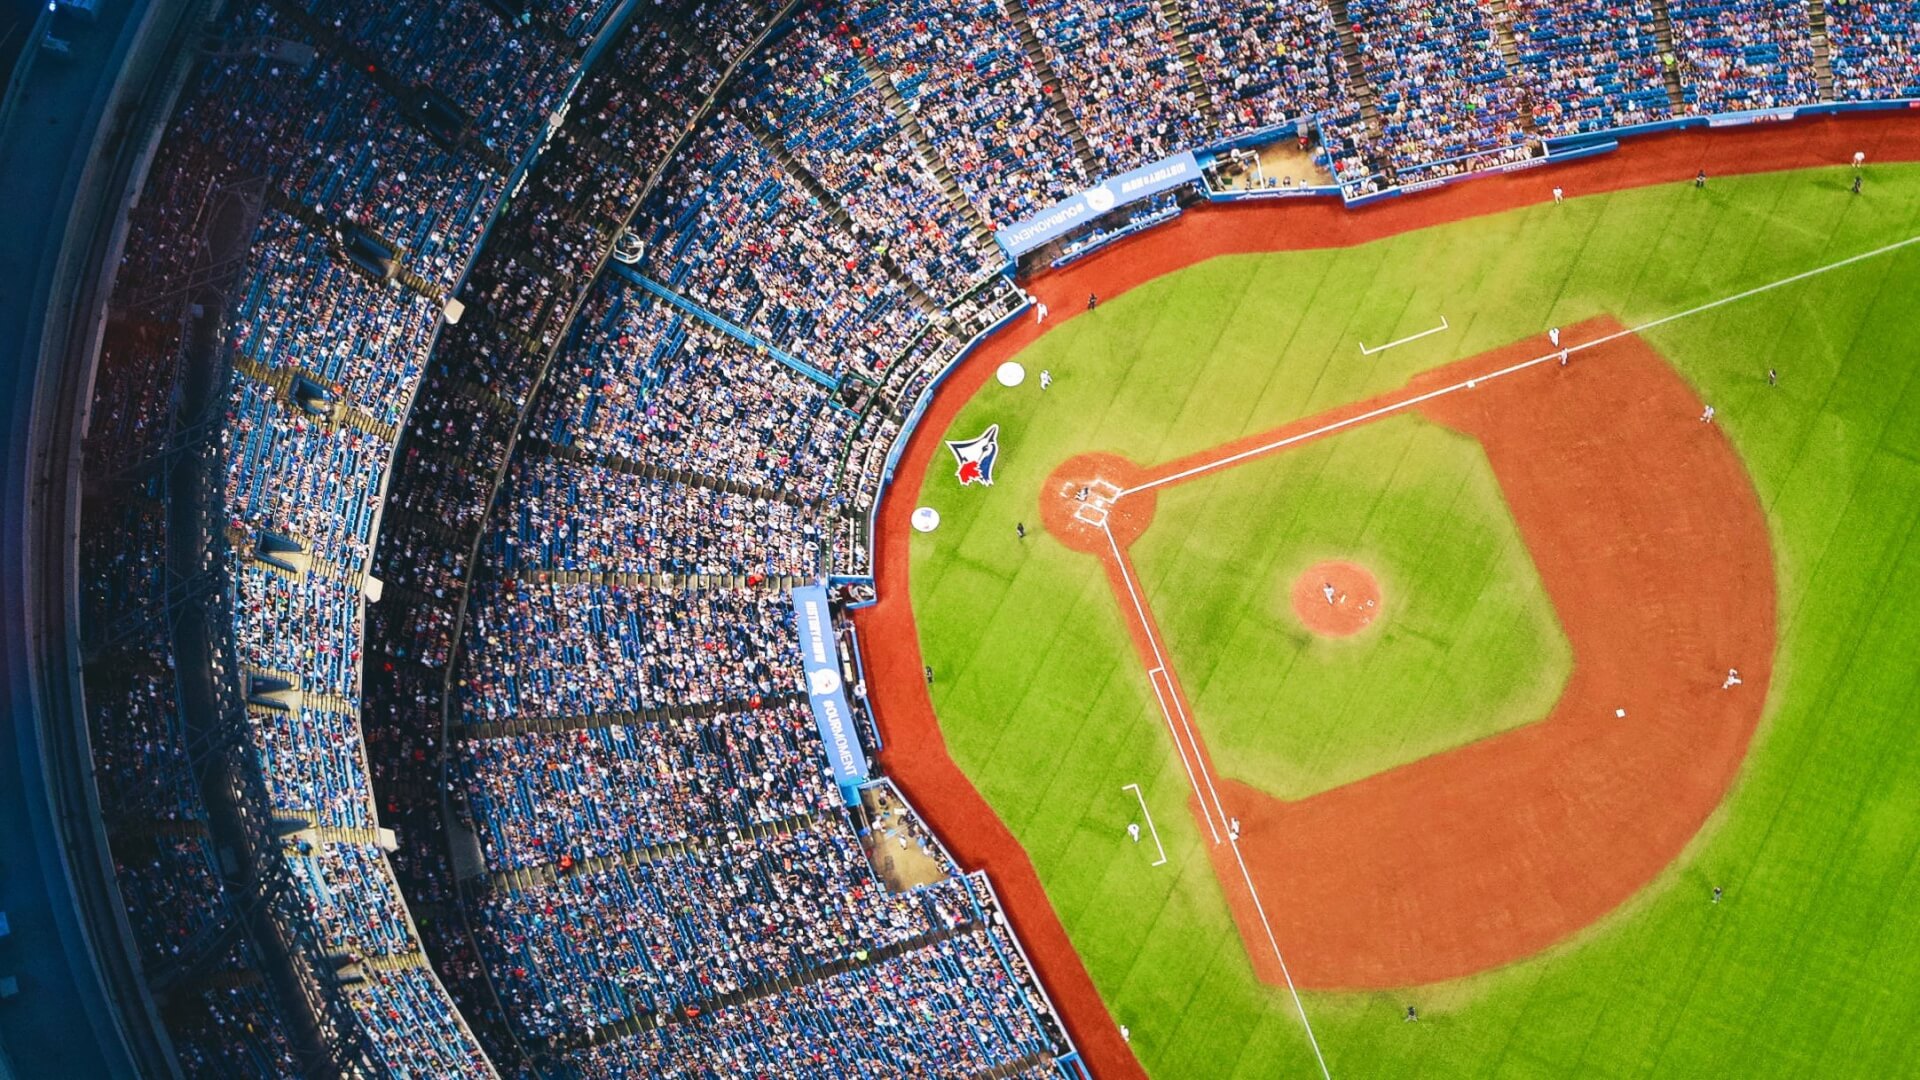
top-left (1806, 0), bottom-right (1837, 102)
top-left (1649, 0), bottom-right (1691, 111)
top-left (1155, 0), bottom-right (1222, 132)
top-left (855, 48), bottom-right (1002, 243)
top-left (1485, 0), bottom-right (1544, 136)
top-left (1000, 0), bottom-right (1105, 178)
top-left (1327, 0), bottom-right (1393, 178)
top-left (734, 108), bottom-right (944, 317)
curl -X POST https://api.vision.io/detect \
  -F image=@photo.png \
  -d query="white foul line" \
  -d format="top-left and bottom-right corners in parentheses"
top-left (1359, 314), bottom-right (1449, 356)
top-left (1120, 231), bottom-right (1920, 499)
top-left (1122, 783), bottom-right (1169, 867)
top-left (1103, 521), bottom-right (1222, 843)
top-left (1101, 522), bottom-right (1331, 1080)
top-left (1225, 829), bottom-right (1334, 1080)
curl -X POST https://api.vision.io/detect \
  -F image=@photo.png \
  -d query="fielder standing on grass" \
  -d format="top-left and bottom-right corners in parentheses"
top-left (1040, 369), bottom-right (1052, 391)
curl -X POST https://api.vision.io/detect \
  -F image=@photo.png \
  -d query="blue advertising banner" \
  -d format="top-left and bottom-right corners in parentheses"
top-left (995, 151), bottom-right (1201, 257)
top-left (791, 585), bottom-right (869, 804)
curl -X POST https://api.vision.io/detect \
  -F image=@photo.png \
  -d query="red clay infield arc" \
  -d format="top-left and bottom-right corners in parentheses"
top-left (853, 117), bottom-right (1911, 1078)
top-left (1073, 316), bottom-right (1775, 990)
top-left (1291, 562), bottom-right (1382, 637)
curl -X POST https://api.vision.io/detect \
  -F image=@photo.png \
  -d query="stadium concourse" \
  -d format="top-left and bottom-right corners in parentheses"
top-left (41, 0), bottom-right (1920, 1073)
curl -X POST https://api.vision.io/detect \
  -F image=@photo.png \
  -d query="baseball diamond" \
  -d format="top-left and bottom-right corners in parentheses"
top-left (866, 123), bottom-right (1920, 1078)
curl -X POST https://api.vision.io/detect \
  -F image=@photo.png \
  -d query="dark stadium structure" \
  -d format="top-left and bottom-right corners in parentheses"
top-left (1, 0), bottom-right (1915, 1075)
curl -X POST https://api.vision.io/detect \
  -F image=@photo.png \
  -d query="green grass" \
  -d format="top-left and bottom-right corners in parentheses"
top-left (1130, 414), bottom-right (1569, 800)
top-left (909, 164), bottom-right (1920, 1077)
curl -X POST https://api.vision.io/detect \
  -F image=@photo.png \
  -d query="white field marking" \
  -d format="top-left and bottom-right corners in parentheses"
top-left (1359, 314), bottom-right (1450, 356)
top-left (1107, 522), bottom-right (1233, 833)
top-left (1149, 667), bottom-right (1229, 842)
top-left (1156, 656), bottom-right (1233, 835)
top-left (1142, 666), bottom-right (1217, 844)
top-left (1226, 832), bottom-right (1334, 1080)
top-left (1103, 523), bottom-right (1220, 842)
top-left (1073, 503), bottom-right (1109, 527)
top-left (1119, 231), bottom-right (1920, 499)
top-left (1102, 522), bottom-right (1332, 1079)
top-left (1122, 783), bottom-right (1170, 867)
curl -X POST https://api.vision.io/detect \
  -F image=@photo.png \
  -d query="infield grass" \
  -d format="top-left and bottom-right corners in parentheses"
top-left (1131, 414), bottom-right (1570, 800)
top-left (910, 164), bottom-right (1920, 1078)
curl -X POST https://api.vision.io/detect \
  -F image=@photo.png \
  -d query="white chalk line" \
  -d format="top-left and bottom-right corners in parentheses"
top-left (1359, 314), bottom-right (1450, 356)
top-left (1119, 231), bottom-right (1920, 499)
top-left (1122, 783), bottom-right (1169, 867)
top-left (1101, 521), bottom-right (1331, 1080)
top-left (1158, 660), bottom-right (1232, 837)
top-left (1225, 832), bottom-right (1334, 1080)
top-left (1104, 520), bottom-right (1226, 843)
top-left (1142, 668), bottom-right (1214, 844)
top-left (1109, 523), bottom-right (1218, 842)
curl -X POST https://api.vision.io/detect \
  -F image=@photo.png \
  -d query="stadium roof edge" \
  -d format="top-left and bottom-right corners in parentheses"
top-left (0, 0), bottom-right (218, 1075)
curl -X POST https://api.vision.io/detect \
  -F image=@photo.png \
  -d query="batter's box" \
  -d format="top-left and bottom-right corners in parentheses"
top-left (1064, 477), bottom-right (1123, 527)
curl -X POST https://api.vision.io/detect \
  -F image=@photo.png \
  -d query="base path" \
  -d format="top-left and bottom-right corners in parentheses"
top-left (852, 117), bottom-right (1905, 1077)
top-left (1070, 319), bottom-right (1775, 987)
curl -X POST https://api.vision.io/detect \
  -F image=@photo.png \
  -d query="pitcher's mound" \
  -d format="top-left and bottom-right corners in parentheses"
top-left (1292, 561), bottom-right (1382, 637)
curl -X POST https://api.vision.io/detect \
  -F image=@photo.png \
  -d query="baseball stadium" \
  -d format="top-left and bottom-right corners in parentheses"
top-left (1, 0), bottom-right (1918, 1077)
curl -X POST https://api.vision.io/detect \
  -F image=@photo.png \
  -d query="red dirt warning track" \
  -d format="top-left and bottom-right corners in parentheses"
top-left (852, 117), bottom-right (1908, 1078)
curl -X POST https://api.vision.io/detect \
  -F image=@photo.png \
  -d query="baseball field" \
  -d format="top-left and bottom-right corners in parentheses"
top-left (855, 125), bottom-right (1920, 1079)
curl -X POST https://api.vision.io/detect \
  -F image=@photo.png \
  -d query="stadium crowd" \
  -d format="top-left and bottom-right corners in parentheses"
top-left (1029, 0), bottom-right (1211, 172)
top-left (1345, 0), bottom-right (1536, 183)
top-left (634, 111), bottom-right (931, 378)
top-left (1828, 0), bottom-right (1920, 101)
top-left (741, 4), bottom-right (1006, 301)
top-left (1668, 0), bottom-right (1820, 113)
top-left (1181, 0), bottom-right (1353, 135)
top-left (852, 0), bottom-right (1090, 224)
top-left (1507, 0), bottom-right (1673, 135)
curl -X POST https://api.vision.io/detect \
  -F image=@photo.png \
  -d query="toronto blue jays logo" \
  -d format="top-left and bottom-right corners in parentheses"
top-left (946, 424), bottom-right (1000, 487)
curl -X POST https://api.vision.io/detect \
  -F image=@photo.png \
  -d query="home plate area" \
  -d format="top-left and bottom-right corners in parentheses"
top-left (1067, 478), bottom-right (1122, 527)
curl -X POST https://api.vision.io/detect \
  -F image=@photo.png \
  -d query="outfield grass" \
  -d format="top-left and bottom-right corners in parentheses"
top-left (909, 164), bottom-right (1920, 1077)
